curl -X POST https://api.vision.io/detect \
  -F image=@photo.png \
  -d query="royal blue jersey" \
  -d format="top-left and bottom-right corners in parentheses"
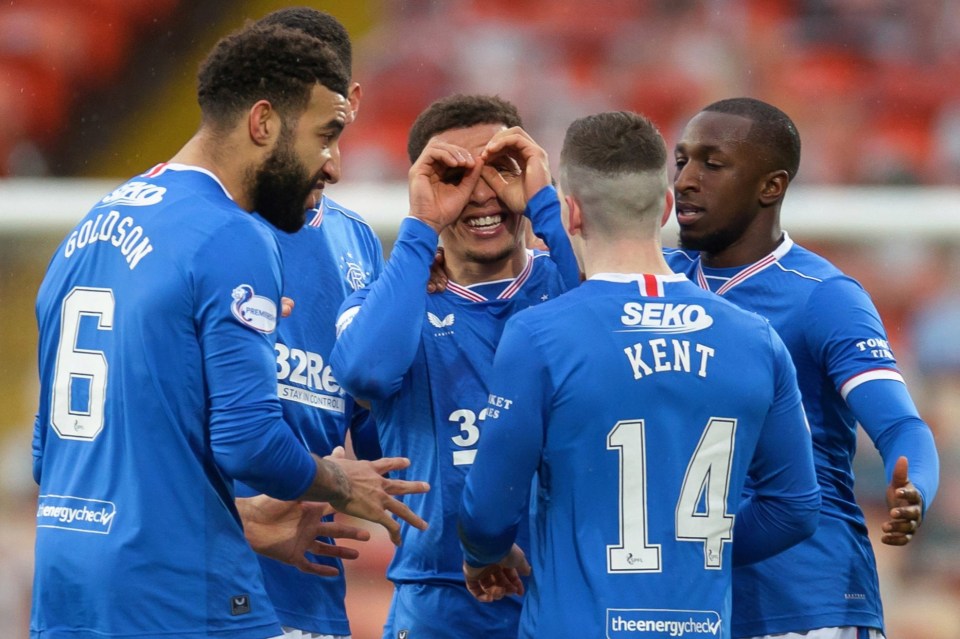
top-left (31, 163), bottom-right (319, 639)
top-left (254, 195), bottom-right (384, 635)
top-left (333, 216), bottom-right (568, 585)
top-left (666, 233), bottom-right (940, 637)
top-left (331, 185), bottom-right (574, 638)
top-left (458, 273), bottom-right (821, 639)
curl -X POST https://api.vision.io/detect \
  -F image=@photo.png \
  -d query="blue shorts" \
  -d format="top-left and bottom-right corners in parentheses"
top-left (381, 582), bottom-right (522, 639)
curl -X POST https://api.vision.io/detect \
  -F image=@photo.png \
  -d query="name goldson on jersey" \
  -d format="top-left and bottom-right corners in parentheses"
top-left (63, 210), bottom-right (154, 270)
top-left (618, 301), bottom-right (716, 380)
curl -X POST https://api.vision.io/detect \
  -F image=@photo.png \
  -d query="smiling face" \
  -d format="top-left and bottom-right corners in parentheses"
top-left (673, 110), bottom-right (773, 263)
top-left (435, 122), bottom-right (525, 268)
top-left (253, 83), bottom-right (349, 232)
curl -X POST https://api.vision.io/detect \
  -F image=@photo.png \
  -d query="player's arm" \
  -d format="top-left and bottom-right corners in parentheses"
top-left (329, 220), bottom-right (438, 402)
top-left (733, 326), bottom-right (821, 566)
top-left (348, 405), bottom-right (383, 461)
top-left (196, 221), bottom-right (428, 545)
top-left (195, 221), bottom-right (317, 499)
top-left (32, 412), bottom-right (43, 484)
top-left (809, 278), bottom-right (940, 544)
top-left (458, 316), bottom-right (543, 596)
top-left (845, 379), bottom-right (938, 544)
top-left (330, 136), bottom-right (482, 400)
top-left (526, 184), bottom-right (581, 290)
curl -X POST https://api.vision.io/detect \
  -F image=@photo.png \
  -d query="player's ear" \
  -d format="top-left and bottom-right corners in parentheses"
top-left (248, 100), bottom-right (280, 147)
top-left (661, 189), bottom-right (674, 228)
top-left (564, 194), bottom-right (583, 237)
top-left (347, 82), bottom-right (362, 124)
top-left (759, 169), bottom-right (789, 207)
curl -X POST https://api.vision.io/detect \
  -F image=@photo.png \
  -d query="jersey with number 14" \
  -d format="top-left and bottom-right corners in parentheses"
top-left (460, 274), bottom-right (820, 639)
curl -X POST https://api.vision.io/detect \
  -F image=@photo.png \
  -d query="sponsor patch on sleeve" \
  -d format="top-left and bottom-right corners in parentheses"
top-left (335, 305), bottom-right (361, 338)
top-left (231, 284), bottom-right (278, 334)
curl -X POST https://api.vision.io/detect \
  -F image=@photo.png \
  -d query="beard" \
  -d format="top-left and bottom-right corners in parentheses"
top-left (677, 215), bottom-right (753, 256)
top-left (463, 243), bottom-right (517, 265)
top-left (251, 132), bottom-right (318, 234)
top-left (679, 227), bottom-right (733, 254)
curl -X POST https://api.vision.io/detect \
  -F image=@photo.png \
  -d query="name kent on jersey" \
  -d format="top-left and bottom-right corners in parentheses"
top-left (619, 301), bottom-right (717, 380)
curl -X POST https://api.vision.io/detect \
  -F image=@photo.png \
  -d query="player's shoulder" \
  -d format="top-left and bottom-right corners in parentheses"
top-left (529, 248), bottom-right (556, 264)
top-left (528, 248), bottom-right (566, 278)
top-left (779, 240), bottom-right (845, 279)
top-left (708, 291), bottom-right (776, 333)
top-left (97, 164), bottom-right (268, 247)
top-left (516, 250), bottom-right (570, 298)
top-left (320, 195), bottom-right (377, 231)
top-left (663, 246), bottom-right (698, 265)
top-left (138, 163), bottom-right (237, 209)
top-left (780, 240), bottom-right (869, 302)
top-left (509, 273), bottom-right (590, 324)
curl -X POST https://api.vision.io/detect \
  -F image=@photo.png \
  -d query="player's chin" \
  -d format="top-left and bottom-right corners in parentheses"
top-left (466, 241), bottom-right (518, 265)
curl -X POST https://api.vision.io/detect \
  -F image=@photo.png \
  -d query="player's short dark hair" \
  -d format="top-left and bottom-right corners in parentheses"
top-left (407, 94), bottom-right (522, 163)
top-left (702, 97), bottom-right (801, 180)
top-left (561, 111), bottom-right (666, 175)
top-left (256, 7), bottom-right (352, 74)
top-left (197, 22), bottom-right (348, 127)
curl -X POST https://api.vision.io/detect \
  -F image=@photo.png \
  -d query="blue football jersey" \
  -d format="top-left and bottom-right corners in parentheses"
top-left (31, 163), bottom-right (318, 639)
top-left (330, 202), bottom-right (572, 637)
top-left (256, 195), bottom-right (383, 635)
top-left (459, 274), bottom-right (820, 639)
top-left (348, 247), bottom-right (566, 584)
top-left (666, 233), bottom-right (919, 636)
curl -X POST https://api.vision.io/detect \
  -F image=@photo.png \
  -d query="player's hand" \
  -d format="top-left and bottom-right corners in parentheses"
top-left (427, 247), bottom-right (449, 294)
top-left (281, 297), bottom-right (295, 318)
top-left (881, 456), bottom-right (924, 546)
top-left (408, 138), bottom-right (482, 234)
top-left (237, 495), bottom-right (369, 577)
top-left (324, 447), bottom-right (430, 546)
top-left (463, 544), bottom-right (531, 602)
top-left (480, 127), bottom-right (551, 215)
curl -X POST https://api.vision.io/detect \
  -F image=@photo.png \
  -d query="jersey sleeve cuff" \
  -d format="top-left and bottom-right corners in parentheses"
top-left (525, 184), bottom-right (559, 220)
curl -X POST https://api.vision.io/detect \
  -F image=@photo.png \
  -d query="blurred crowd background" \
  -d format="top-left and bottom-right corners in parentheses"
top-left (1, 1), bottom-right (959, 637)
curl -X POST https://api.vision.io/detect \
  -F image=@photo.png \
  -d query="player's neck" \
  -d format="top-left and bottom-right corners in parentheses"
top-left (700, 225), bottom-right (784, 269)
top-left (170, 132), bottom-right (253, 211)
top-left (582, 240), bottom-right (672, 278)
top-left (444, 248), bottom-right (527, 287)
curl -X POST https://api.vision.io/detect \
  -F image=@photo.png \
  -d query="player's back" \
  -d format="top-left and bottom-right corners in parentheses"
top-left (32, 164), bottom-right (283, 639)
top-left (513, 274), bottom-right (798, 639)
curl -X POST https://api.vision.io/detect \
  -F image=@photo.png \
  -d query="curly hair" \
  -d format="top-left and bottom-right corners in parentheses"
top-left (197, 22), bottom-right (348, 128)
top-left (256, 7), bottom-right (353, 74)
top-left (406, 94), bottom-right (522, 163)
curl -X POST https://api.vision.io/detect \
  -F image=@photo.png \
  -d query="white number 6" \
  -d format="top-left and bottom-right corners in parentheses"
top-left (51, 287), bottom-right (114, 441)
